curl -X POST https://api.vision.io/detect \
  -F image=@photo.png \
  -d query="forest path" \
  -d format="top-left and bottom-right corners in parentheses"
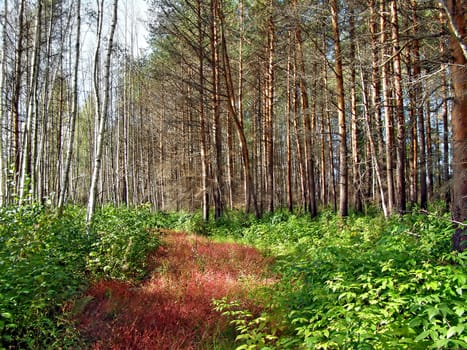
top-left (76, 230), bottom-right (274, 349)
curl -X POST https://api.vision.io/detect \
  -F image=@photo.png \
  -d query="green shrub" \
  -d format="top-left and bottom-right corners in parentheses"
top-left (0, 204), bottom-right (88, 349)
top-left (0, 204), bottom-right (165, 349)
top-left (87, 205), bottom-right (161, 280)
top-left (215, 211), bottom-right (467, 349)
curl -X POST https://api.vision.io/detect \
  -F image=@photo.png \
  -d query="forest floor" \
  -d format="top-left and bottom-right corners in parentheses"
top-left (74, 230), bottom-right (275, 349)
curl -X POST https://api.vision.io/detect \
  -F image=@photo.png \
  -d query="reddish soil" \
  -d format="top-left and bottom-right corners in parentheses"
top-left (75, 231), bottom-right (274, 349)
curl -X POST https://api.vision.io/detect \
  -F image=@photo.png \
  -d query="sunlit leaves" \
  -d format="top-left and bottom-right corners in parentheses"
top-left (215, 209), bottom-right (467, 349)
top-left (0, 204), bottom-right (165, 349)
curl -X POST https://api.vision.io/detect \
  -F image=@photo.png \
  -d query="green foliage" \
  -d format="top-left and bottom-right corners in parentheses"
top-left (0, 204), bottom-right (164, 349)
top-left (214, 297), bottom-right (286, 350)
top-left (214, 210), bottom-right (467, 349)
top-left (0, 204), bottom-right (88, 349)
top-left (87, 205), bottom-right (161, 280)
top-left (173, 209), bottom-right (257, 237)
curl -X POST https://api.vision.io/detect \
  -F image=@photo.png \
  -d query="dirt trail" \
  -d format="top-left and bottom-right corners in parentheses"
top-left (76, 231), bottom-right (273, 349)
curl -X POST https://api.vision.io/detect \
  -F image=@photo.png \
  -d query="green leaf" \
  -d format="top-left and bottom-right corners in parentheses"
top-left (426, 307), bottom-right (440, 321)
top-left (431, 338), bottom-right (449, 348)
top-left (414, 331), bottom-right (431, 342)
top-left (446, 325), bottom-right (464, 339)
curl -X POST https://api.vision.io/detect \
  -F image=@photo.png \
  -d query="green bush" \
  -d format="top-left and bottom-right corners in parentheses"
top-left (216, 211), bottom-right (467, 349)
top-left (87, 205), bottom-right (161, 280)
top-left (0, 205), bottom-right (88, 349)
top-left (0, 204), bottom-right (165, 349)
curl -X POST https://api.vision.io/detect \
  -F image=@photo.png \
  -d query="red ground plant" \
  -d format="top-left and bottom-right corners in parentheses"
top-left (75, 231), bottom-right (274, 349)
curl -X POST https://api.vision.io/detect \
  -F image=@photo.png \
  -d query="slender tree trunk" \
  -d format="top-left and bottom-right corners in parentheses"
top-left (349, 6), bottom-right (362, 213)
top-left (19, 0), bottom-right (43, 203)
top-left (320, 104), bottom-right (328, 207)
top-left (219, 4), bottom-right (259, 217)
top-left (360, 68), bottom-right (388, 217)
top-left (226, 116), bottom-right (234, 209)
top-left (12, 0), bottom-right (25, 194)
top-left (0, 0), bottom-right (7, 206)
top-left (58, 0), bottom-right (81, 212)
top-left (286, 34), bottom-right (293, 212)
top-left (440, 11), bottom-right (450, 208)
top-left (390, 0), bottom-right (406, 214)
top-left (294, 0), bottom-right (316, 217)
top-left (265, 11), bottom-right (275, 213)
top-left (444, 0), bottom-right (466, 251)
top-left (198, 4), bottom-right (209, 219)
top-left (292, 57), bottom-right (307, 210)
top-left (369, 0), bottom-right (385, 210)
top-left (407, 57), bottom-right (418, 206)
top-left (87, 0), bottom-right (119, 225)
top-left (411, 0), bottom-right (427, 209)
top-left (211, 0), bottom-right (223, 219)
top-left (331, 0), bottom-right (348, 217)
top-left (380, 0), bottom-right (395, 215)
top-left (426, 99), bottom-right (434, 200)
top-left (322, 53), bottom-right (337, 211)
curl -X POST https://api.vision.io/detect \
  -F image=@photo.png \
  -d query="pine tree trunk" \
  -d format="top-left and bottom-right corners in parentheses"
top-left (349, 6), bottom-right (362, 213)
top-left (266, 12), bottom-right (275, 213)
top-left (390, 0), bottom-right (406, 214)
top-left (219, 4), bottom-right (259, 217)
top-left (286, 34), bottom-right (293, 212)
top-left (444, 0), bottom-right (467, 251)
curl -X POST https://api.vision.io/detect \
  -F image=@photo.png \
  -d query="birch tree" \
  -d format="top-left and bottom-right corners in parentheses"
top-left (86, 0), bottom-right (119, 225)
top-left (0, 0), bottom-right (7, 206)
top-left (331, 0), bottom-right (348, 217)
top-left (58, 0), bottom-right (81, 211)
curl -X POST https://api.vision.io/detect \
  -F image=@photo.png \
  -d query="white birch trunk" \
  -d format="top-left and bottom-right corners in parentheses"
top-left (86, 0), bottom-right (119, 225)
top-left (19, 0), bottom-right (42, 204)
top-left (58, 0), bottom-right (81, 211)
top-left (0, 0), bottom-right (7, 206)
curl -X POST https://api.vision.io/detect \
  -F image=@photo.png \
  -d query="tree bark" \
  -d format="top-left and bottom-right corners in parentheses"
top-left (444, 0), bottom-right (467, 251)
top-left (331, 0), bottom-right (348, 217)
top-left (211, 0), bottom-right (224, 219)
top-left (380, 0), bottom-right (395, 215)
top-left (286, 33), bottom-right (293, 213)
top-left (294, 0), bottom-right (316, 217)
top-left (19, 0), bottom-right (43, 204)
top-left (87, 0), bottom-right (119, 225)
top-left (0, 0), bottom-right (7, 206)
top-left (349, 6), bottom-right (362, 213)
top-left (219, 4), bottom-right (259, 217)
top-left (390, 0), bottom-right (406, 214)
top-left (58, 0), bottom-right (81, 212)
top-left (12, 0), bottom-right (25, 194)
top-left (266, 11), bottom-right (275, 213)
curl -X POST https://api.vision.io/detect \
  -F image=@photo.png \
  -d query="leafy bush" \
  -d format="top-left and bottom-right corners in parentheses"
top-left (87, 205), bottom-right (161, 280)
top-left (216, 211), bottom-right (467, 349)
top-left (0, 204), bottom-right (164, 349)
top-left (0, 205), bottom-right (88, 349)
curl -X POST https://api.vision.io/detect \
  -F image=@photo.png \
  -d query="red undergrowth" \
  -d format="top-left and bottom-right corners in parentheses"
top-left (75, 231), bottom-right (274, 349)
